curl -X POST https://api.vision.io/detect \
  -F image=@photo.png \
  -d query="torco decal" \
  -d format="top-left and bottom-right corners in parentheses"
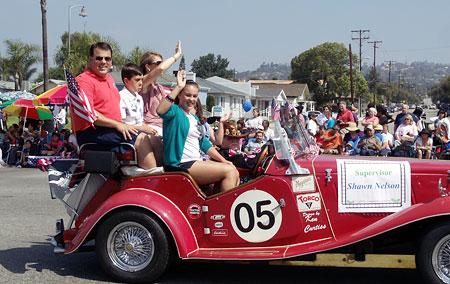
top-left (212, 229), bottom-right (228, 236)
top-left (230, 190), bottom-right (282, 243)
top-left (187, 204), bottom-right (202, 219)
top-left (214, 222), bottom-right (224, 228)
top-left (297, 193), bottom-right (321, 212)
top-left (211, 214), bottom-right (225, 220)
top-left (292, 175), bottom-right (315, 193)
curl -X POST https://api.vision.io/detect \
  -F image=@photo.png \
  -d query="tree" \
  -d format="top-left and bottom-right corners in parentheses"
top-left (290, 42), bottom-right (368, 106)
top-left (0, 39), bottom-right (41, 90)
top-left (126, 46), bottom-right (145, 65)
top-left (36, 66), bottom-right (64, 82)
top-left (206, 94), bottom-right (216, 111)
top-left (191, 53), bottom-right (234, 79)
top-left (54, 32), bottom-right (126, 76)
top-left (178, 55), bottom-right (186, 71)
top-left (428, 76), bottom-right (450, 104)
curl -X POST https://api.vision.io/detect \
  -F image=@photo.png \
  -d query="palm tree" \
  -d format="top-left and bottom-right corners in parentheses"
top-left (41, 0), bottom-right (49, 91)
top-left (1, 39), bottom-right (41, 90)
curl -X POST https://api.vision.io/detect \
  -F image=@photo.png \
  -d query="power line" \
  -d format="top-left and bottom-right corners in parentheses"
top-left (351, 29), bottom-right (370, 72)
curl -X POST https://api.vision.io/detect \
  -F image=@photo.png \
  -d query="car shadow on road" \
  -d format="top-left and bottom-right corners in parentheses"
top-left (0, 238), bottom-right (115, 282)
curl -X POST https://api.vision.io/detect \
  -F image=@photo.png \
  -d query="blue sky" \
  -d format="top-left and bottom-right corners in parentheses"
top-left (2, 0), bottom-right (450, 74)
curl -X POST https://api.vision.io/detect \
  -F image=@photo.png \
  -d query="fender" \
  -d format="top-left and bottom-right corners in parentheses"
top-left (65, 188), bottom-right (198, 258)
top-left (284, 196), bottom-right (450, 257)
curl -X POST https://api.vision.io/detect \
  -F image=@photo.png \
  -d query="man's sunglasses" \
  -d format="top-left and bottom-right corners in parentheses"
top-left (95, 56), bottom-right (112, 62)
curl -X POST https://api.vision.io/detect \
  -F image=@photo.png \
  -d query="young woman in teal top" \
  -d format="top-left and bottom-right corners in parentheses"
top-left (157, 70), bottom-right (239, 193)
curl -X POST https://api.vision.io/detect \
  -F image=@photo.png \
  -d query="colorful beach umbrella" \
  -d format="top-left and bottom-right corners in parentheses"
top-left (0, 99), bottom-right (17, 108)
top-left (3, 99), bottom-right (53, 120)
top-left (0, 91), bottom-right (35, 101)
top-left (32, 85), bottom-right (67, 105)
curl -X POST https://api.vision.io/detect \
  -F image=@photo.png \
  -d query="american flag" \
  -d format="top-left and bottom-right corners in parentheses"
top-left (271, 98), bottom-right (281, 121)
top-left (34, 157), bottom-right (56, 172)
top-left (284, 101), bottom-right (294, 117)
top-left (65, 69), bottom-right (97, 128)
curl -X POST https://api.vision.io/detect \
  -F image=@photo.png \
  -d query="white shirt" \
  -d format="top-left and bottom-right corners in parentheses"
top-left (415, 137), bottom-right (433, 148)
top-left (68, 133), bottom-right (78, 149)
top-left (119, 88), bottom-right (144, 126)
top-left (245, 116), bottom-right (263, 129)
top-left (307, 119), bottom-right (318, 136)
top-left (264, 128), bottom-right (275, 140)
top-left (180, 112), bottom-right (202, 163)
top-left (382, 132), bottom-right (394, 150)
top-left (55, 108), bottom-right (66, 124)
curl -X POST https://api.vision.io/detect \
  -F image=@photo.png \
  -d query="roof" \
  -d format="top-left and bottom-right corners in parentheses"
top-left (0, 81), bottom-right (15, 92)
top-left (254, 83), bottom-right (309, 99)
top-left (249, 79), bottom-right (294, 84)
top-left (196, 77), bottom-right (247, 96)
top-left (29, 79), bottom-right (66, 91)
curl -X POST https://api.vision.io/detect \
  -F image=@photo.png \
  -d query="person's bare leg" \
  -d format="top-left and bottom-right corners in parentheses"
top-left (188, 160), bottom-right (239, 192)
top-left (135, 133), bottom-right (156, 170)
top-left (150, 134), bottom-right (163, 166)
top-left (418, 150), bottom-right (423, 159)
top-left (426, 150), bottom-right (431, 159)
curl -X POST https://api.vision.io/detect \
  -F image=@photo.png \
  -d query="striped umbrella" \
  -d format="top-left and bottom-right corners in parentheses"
top-left (32, 85), bottom-right (67, 105)
top-left (3, 99), bottom-right (53, 120)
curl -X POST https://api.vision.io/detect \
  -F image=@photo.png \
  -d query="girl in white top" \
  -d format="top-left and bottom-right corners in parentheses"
top-left (415, 129), bottom-right (433, 159)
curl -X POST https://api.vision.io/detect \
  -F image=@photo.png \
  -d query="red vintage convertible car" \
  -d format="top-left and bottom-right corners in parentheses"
top-left (49, 112), bottom-right (450, 284)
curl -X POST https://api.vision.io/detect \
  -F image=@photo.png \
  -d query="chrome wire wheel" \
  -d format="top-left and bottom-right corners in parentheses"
top-left (432, 235), bottom-right (450, 283)
top-left (106, 221), bottom-right (154, 272)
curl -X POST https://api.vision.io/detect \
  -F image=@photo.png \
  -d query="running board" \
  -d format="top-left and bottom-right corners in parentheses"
top-left (269, 253), bottom-right (416, 269)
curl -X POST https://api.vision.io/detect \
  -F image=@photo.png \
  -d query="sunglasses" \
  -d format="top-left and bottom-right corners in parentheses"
top-left (95, 56), bottom-right (112, 62)
top-left (150, 61), bottom-right (163, 66)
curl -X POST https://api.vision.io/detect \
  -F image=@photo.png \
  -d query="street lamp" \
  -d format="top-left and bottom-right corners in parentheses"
top-left (68, 5), bottom-right (87, 58)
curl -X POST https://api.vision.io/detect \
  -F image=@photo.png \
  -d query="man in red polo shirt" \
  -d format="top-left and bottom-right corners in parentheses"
top-left (336, 101), bottom-right (355, 127)
top-left (73, 42), bottom-right (156, 170)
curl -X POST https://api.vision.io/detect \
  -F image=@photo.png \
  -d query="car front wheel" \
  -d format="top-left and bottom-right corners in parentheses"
top-left (417, 222), bottom-right (450, 284)
top-left (96, 210), bottom-right (173, 283)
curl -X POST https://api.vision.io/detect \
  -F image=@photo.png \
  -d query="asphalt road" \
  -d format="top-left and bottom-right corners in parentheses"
top-left (0, 167), bottom-right (426, 283)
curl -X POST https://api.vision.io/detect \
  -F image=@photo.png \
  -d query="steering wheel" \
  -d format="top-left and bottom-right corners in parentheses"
top-left (253, 145), bottom-right (269, 176)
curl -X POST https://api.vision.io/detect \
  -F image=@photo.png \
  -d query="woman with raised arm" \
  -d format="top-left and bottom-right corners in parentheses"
top-left (139, 41), bottom-right (182, 136)
top-left (157, 70), bottom-right (239, 193)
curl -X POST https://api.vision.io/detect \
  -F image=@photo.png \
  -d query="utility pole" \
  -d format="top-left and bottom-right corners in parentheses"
top-left (368, 40), bottom-right (382, 103)
top-left (40, 0), bottom-right (49, 92)
top-left (385, 60), bottom-right (396, 83)
top-left (351, 29), bottom-right (370, 72)
top-left (349, 44), bottom-right (354, 105)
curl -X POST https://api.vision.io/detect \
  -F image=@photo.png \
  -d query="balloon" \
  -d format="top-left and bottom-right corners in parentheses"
top-left (243, 101), bottom-right (252, 112)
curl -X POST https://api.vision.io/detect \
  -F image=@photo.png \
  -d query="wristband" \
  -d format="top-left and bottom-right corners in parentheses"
top-left (165, 95), bottom-right (175, 103)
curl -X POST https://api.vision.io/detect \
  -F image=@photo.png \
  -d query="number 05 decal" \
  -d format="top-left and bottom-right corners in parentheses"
top-left (230, 190), bottom-right (282, 243)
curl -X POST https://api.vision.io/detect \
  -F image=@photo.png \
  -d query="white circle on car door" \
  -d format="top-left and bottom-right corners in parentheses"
top-left (230, 190), bottom-right (282, 243)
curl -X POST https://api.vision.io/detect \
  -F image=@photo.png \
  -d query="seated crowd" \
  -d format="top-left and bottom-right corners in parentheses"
top-left (0, 118), bottom-right (78, 168)
top-left (306, 102), bottom-right (448, 159)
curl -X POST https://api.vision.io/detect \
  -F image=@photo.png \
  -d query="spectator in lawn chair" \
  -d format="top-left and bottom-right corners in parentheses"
top-left (431, 109), bottom-right (450, 152)
top-left (361, 107), bottom-right (379, 130)
top-left (379, 124), bottom-right (394, 157)
top-left (16, 140), bottom-right (39, 168)
top-left (394, 104), bottom-right (418, 132)
top-left (336, 101), bottom-right (355, 128)
top-left (6, 128), bottom-right (24, 165)
top-left (41, 132), bottom-right (63, 156)
top-left (415, 129), bottom-right (433, 159)
top-left (357, 124), bottom-right (382, 156)
top-left (322, 123), bottom-right (343, 155)
top-left (394, 114), bottom-right (418, 147)
top-left (317, 104), bottom-right (333, 127)
top-left (343, 122), bottom-right (364, 155)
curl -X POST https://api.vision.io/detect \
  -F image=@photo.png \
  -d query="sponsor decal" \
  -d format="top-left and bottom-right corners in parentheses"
top-left (302, 212), bottom-right (319, 223)
top-left (187, 204), bottom-right (202, 219)
top-left (212, 229), bottom-right (228, 236)
top-left (304, 224), bottom-right (327, 234)
top-left (215, 222), bottom-right (224, 228)
top-left (336, 160), bottom-right (411, 213)
top-left (297, 193), bottom-right (321, 212)
top-left (292, 175), bottom-right (315, 193)
top-left (211, 214), bottom-right (225, 220)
